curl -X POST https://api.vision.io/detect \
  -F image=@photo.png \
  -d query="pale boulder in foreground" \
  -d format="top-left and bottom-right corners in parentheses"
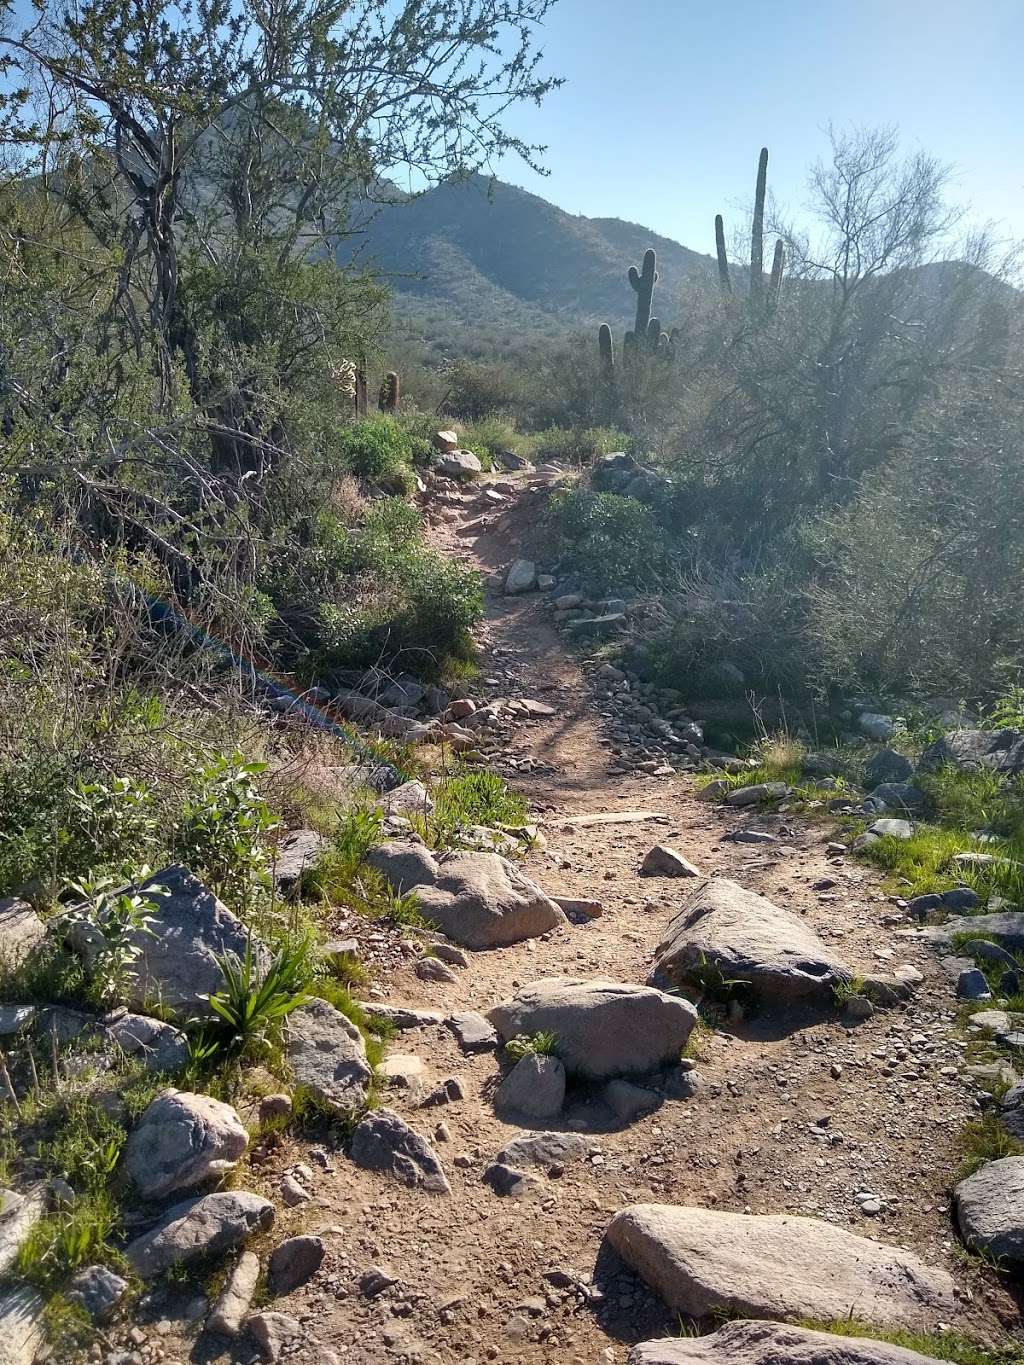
top-left (628, 1320), bottom-right (947, 1365)
top-left (606, 1204), bottom-right (955, 1329)
top-left (650, 877), bottom-right (851, 1005)
top-left (487, 978), bottom-right (697, 1079)
top-left (954, 1155), bottom-right (1024, 1261)
top-left (367, 840), bottom-right (566, 949)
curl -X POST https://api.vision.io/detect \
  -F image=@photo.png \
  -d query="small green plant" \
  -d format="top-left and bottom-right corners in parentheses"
top-left (66, 775), bottom-right (158, 876)
top-left (337, 415), bottom-right (414, 485)
top-left (799, 1318), bottom-right (1013, 1365)
top-left (957, 1112), bottom-right (1024, 1179)
top-left (204, 936), bottom-right (310, 1059)
top-left (987, 685), bottom-right (1024, 731)
top-left (16, 1193), bottom-right (121, 1289)
top-left (65, 872), bottom-right (160, 1005)
top-left (505, 1030), bottom-right (559, 1060)
top-left (832, 973), bottom-right (867, 1007)
top-left (172, 754), bottom-right (279, 907)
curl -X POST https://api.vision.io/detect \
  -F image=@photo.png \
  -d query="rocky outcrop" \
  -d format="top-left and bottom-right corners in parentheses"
top-left (65, 864), bottom-right (265, 1016)
top-left (366, 841), bottom-right (566, 949)
top-left (954, 1156), bottom-right (1024, 1261)
top-left (103, 1010), bottom-right (189, 1072)
top-left (487, 978), bottom-right (697, 1079)
top-left (650, 878), bottom-right (851, 1006)
top-left (284, 998), bottom-right (372, 1115)
top-left (123, 1089), bottom-right (249, 1199)
top-left (919, 728), bottom-right (1024, 775)
top-left (125, 1191), bottom-right (275, 1278)
top-left (605, 1204), bottom-right (955, 1329)
top-left (629, 1320), bottom-right (948, 1365)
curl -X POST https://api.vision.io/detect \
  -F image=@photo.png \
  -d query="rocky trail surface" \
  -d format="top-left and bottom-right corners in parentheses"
top-left (106, 469), bottom-right (1022, 1365)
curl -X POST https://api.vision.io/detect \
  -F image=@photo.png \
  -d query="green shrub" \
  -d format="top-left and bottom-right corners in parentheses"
top-left (204, 936), bottom-right (311, 1061)
top-left (522, 425), bottom-right (629, 465)
top-left (434, 770), bottom-right (527, 835)
top-left (171, 754), bottom-right (279, 907)
top-left (337, 416), bottom-right (414, 485)
top-left (544, 489), bottom-right (671, 592)
top-left (64, 873), bottom-right (160, 1006)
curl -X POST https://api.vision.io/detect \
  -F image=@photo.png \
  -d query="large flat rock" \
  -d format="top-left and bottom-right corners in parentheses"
top-left (65, 864), bottom-right (266, 1016)
top-left (0, 1287), bottom-right (45, 1365)
top-left (954, 1155), bottom-right (1024, 1261)
top-left (605, 1204), bottom-right (955, 1330)
top-left (650, 877), bottom-right (851, 1005)
top-left (919, 728), bottom-right (1024, 775)
top-left (629, 1320), bottom-right (947, 1365)
top-left (0, 900), bottom-right (45, 969)
top-left (487, 978), bottom-right (697, 1079)
top-left (905, 913), bottom-right (1024, 952)
top-left (366, 841), bottom-right (566, 949)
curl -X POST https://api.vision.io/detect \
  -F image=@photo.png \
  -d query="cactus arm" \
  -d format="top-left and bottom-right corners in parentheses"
top-left (715, 215), bottom-right (732, 293)
top-left (750, 146), bottom-right (768, 306)
top-left (766, 239), bottom-right (785, 315)
top-left (598, 323), bottom-right (615, 373)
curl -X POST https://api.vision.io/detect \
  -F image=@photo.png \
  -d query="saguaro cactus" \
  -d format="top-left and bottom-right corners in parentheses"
top-left (715, 147), bottom-right (784, 318)
top-left (628, 249), bottom-right (658, 348)
top-left (598, 323), bottom-right (615, 376)
top-left (378, 371), bottom-right (400, 413)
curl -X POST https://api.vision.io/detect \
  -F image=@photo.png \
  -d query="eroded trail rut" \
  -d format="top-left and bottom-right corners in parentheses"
top-left (253, 474), bottom-right (1017, 1364)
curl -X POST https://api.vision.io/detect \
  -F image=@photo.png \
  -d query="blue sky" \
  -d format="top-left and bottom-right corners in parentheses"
top-left (494, 0), bottom-right (1024, 251)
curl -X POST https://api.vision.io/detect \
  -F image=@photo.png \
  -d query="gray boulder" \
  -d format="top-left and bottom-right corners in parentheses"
top-left (125, 1191), bottom-right (275, 1278)
top-left (496, 1132), bottom-right (591, 1169)
top-left (725, 784), bottom-right (789, 808)
top-left (269, 1235), bottom-right (325, 1295)
top-left (605, 1203), bottom-right (955, 1329)
top-left (605, 1079), bottom-right (661, 1123)
top-left (284, 997), bottom-right (372, 1115)
top-left (956, 968), bottom-right (992, 1001)
top-left (494, 1053), bottom-right (565, 1118)
top-left (123, 1089), bottom-right (249, 1199)
top-left (438, 449), bottom-right (482, 479)
top-left (639, 846), bottom-right (700, 879)
top-left (867, 818), bottom-right (914, 839)
top-left (349, 1109), bottom-right (450, 1194)
top-left (909, 912), bottom-right (1024, 952)
top-left (864, 783), bottom-right (927, 815)
top-left (629, 1320), bottom-right (948, 1365)
top-left (565, 613), bottom-right (627, 637)
top-left (919, 728), bottom-right (1024, 775)
top-left (447, 1011), bottom-right (498, 1052)
top-left (103, 1010), bottom-right (189, 1072)
top-left (955, 1156), bottom-right (1024, 1260)
top-left (487, 977), bottom-right (696, 1080)
top-left (859, 712), bottom-right (897, 741)
top-left (505, 558), bottom-right (537, 594)
top-left (382, 780), bottom-right (434, 816)
top-left (66, 1264), bottom-right (128, 1321)
top-left (864, 749), bottom-right (915, 787)
top-left (366, 841), bottom-right (566, 949)
top-left (650, 878), bottom-right (851, 1006)
top-left (246, 1310), bottom-right (302, 1362)
top-left (0, 900), bottom-right (44, 969)
top-left (65, 864), bottom-right (266, 1016)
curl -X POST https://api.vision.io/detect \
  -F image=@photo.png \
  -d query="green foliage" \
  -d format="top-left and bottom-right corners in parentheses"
top-left (337, 416), bottom-right (415, 488)
top-left (16, 1194), bottom-right (121, 1289)
top-left (522, 425), bottom-right (628, 465)
top-left (38, 1097), bottom-right (127, 1194)
top-left (204, 936), bottom-right (311, 1061)
top-left (433, 770), bottom-right (528, 839)
top-left (957, 1112), bottom-right (1024, 1179)
top-left (65, 873), bottom-right (159, 1006)
top-left (988, 686), bottom-right (1024, 731)
top-left (505, 1030), bottom-right (559, 1060)
top-left (798, 1319), bottom-right (1014, 1365)
top-left (545, 489), bottom-right (671, 592)
top-left (172, 755), bottom-right (279, 907)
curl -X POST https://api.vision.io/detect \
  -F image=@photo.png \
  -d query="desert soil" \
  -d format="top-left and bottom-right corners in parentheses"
top-left (166, 472), bottom-right (1021, 1365)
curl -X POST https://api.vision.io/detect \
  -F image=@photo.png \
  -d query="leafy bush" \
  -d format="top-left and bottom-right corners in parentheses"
top-left (337, 416), bottom-right (415, 486)
top-left (522, 425), bottom-right (628, 465)
top-left (65, 873), bottom-right (159, 1006)
top-left (171, 754), bottom-right (279, 907)
top-left (544, 489), bottom-right (671, 593)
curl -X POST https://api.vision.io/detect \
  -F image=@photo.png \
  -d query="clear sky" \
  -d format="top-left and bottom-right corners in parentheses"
top-left (494, 0), bottom-right (1024, 251)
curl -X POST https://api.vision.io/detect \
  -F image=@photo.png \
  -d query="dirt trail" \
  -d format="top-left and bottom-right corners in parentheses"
top-left (241, 474), bottom-right (1019, 1364)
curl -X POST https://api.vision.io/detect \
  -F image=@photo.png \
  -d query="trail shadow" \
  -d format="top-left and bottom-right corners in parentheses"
top-left (589, 1238), bottom-right (676, 1347)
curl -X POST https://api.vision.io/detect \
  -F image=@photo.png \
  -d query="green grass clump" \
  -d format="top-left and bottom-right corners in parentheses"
top-left (428, 769), bottom-right (528, 848)
top-left (856, 824), bottom-right (1024, 902)
top-left (799, 1319), bottom-right (1014, 1365)
top-left (957, 1112), bottom-right (1024, 1179)
top-left (505, 1030), bottom-right (559, 1060)
top-left (16, 1192), bottom-right (122, 1290)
